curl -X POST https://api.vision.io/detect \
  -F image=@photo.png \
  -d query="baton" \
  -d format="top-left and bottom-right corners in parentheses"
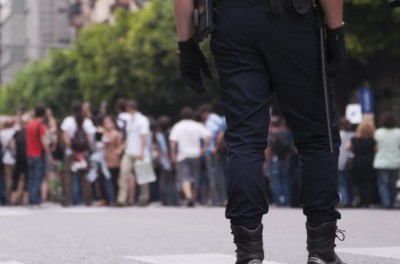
top-left (316, 3), bottom-right (334, 154)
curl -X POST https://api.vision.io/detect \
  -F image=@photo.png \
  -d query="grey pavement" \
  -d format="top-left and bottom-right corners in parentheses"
top-left (0, 205), bottom-right (399, 264)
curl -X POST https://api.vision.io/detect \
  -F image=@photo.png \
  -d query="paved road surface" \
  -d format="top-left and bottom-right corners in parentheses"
top-left (0, 205), bottom-right (399, 264)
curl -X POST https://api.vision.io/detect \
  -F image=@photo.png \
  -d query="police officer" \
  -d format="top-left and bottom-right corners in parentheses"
top-left (174, 0), bottom-right (347, 263)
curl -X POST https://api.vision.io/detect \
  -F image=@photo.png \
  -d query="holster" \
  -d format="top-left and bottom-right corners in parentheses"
top-left (193, 0), bottom-right (216, 43)
top-left (266, 0), bottom-right (312, 17)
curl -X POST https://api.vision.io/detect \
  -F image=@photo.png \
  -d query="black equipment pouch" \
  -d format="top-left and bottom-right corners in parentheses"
top-left (266, 0), bottom-right (283, 17)
top-left (193, 0), bottom-right (216, 43)
top-left (266, 0), bottom-right (311, 17)
top-left (283, 0), bottom-right (312, 15)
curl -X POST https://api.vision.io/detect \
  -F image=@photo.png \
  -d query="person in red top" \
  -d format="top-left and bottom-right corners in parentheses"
top-left (25, 106), bottom-right (53, 205)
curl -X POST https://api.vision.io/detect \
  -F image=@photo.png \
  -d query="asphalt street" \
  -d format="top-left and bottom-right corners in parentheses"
top-left (0, 205), bottom-right (399, 264)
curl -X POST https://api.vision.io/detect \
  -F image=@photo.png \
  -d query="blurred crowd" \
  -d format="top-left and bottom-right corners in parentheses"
top-left (338, 113), bottom-right (400, 209)
top-left (262, 113), bottom-right (400, 209)
top-left (0, 99), bottom-right (398, 209)
top-left (0, 100), bottom-right (229, 208)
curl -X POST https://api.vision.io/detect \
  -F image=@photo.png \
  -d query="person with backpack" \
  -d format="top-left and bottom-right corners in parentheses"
top-left (61, 102), bottom-right (96, 206)
top-left (266, 116), bottom-right (293, 207)
top-left (25, 106), bottom-right (54, 206)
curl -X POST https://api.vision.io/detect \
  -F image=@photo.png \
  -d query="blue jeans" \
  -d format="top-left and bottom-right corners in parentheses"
top-left (377, 169), bottom-right (398, 208)
top-left (87, 151), bottom-right (111, 182)
top-left (159, 169), bottom-right (177, 206)
top-left (269, 160), bottom-right (291, 207)
top-left (205, 152), bottom-right (226, 206)
top-left (98, 174), bottom-right (116, 203)
top-left (338, 171), bottom-right (350, 206)
top-left (72, 172), bottom-right (81, 205)
top-left (27, 157), bottom-right (45, 205)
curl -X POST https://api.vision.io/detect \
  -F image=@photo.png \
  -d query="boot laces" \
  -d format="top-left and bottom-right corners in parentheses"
top-left (336, 228), bottom-right (345, 242)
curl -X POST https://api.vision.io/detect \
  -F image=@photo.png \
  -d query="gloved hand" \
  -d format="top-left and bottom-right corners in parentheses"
top-left (326, 26), bottom-right (348, 78)
top-left (178, 38), bottom-right (213, 94)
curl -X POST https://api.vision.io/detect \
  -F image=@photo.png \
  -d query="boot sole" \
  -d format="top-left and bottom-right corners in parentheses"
top-left (308, 257), bottom-right (345, 264)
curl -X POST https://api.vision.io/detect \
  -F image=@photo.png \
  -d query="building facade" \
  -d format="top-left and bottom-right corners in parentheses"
top-left (0, 0), bottom-right (143, 85)
top-left (69, 0), bottom-right (144, 32)
top-left (0, 0), bottom-right (72, 85)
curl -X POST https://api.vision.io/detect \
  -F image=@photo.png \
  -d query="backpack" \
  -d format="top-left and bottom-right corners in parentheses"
top-left (269, 131), bottom-right (291, 159)
top-left (71, 125), bottom-right (90, 153)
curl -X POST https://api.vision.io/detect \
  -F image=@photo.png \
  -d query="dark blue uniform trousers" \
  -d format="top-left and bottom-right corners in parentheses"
top-left (211, 0), bottom-right (341, 228)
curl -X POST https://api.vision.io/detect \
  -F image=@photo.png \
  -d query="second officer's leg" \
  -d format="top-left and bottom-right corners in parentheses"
top-left (261, 8), bottom-right (345, 264)
top-left (211, 1), bottom-right (274, 262)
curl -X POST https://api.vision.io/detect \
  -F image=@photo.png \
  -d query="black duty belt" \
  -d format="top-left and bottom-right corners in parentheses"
top-left (266, 0), bottom-right (312, 17)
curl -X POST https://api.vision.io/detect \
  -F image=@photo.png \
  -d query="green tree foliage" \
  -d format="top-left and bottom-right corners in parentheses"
top-left (0, 0), bottom-right (398, 117)
top-left (0, 49), bottom-right (81, 116)
top-left (344, 0), bottom-right (400, 58)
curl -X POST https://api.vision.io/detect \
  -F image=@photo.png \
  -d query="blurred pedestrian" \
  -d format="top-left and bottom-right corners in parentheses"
top-left (0, 138), bottom-right (4, 204)
top-left (88, 116), bottom-right (115, 206)
top-left (153, 116), bottom-right (175, 206)
top-left (9, 114), bottom-right (31, 205)
top-left (348, 122), bottom-right (376, 208)
top-left (117, 100), bottom-right (150, 206)
top-left (61, 102), bottom-right (95, 206)
top-left (169, 107), bottom-right (211, 207)
top-left (198, 103), bottom-right (224, 206)
top-left (373, 112), bottom-right (400, 209)
top-left (103, 115), bottom-right (123, 199)
top-left (0, 119), bottom-right (16, 204)
top-left (338, 118), bottom-right (354, 207)
top-left (25, 106), bottom-right (54, 206)
top-left (41, 108), bottom-right (59, 203)
top-left (266, 116), bottom-right (292, 207)
top-left (215, 117), bottom-right (228, 204)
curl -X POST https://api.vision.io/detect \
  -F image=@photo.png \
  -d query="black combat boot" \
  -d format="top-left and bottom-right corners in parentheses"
top-left (306, 221), bottom-right (346, 264)
top-left (231, 224), bottom-right (264, 264)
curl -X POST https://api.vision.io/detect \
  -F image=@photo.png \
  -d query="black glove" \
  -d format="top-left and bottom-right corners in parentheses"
top-left (178, 38), bottom-right (213, 94)
top-left (326, 26), bottom-right (348, 78)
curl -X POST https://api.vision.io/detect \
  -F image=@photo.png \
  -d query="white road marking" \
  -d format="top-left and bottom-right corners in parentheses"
top-left (126, 253), bottom-right (285, 264)
top-left (51, 207), bottom-right (111, 214)
top-left (0, 209), bottom-right (32, 216)
top-left (337, 246), bottom-right (400, 260)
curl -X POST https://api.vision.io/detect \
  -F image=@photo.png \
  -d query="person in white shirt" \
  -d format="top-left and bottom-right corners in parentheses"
top-left (117, 100), bottom-right (150, 206)
top-left (0, 119), bottom-right (16, 204)
top-left (373, 112), bottom-right (400, 209)
top-left (60, 102), bottom-right (96, 206)
top-left (169, 107), bottom-right (211, 207)
top-left (115, 98), bottom-right (131, 139)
